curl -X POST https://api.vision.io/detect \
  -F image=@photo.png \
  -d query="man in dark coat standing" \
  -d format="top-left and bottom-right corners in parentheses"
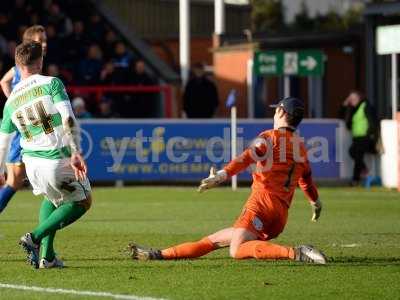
top-left (183, 63), bottom-right (219, 118)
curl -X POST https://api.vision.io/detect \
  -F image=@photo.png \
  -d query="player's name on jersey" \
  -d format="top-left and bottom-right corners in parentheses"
top-left (10, 85), bottom-right (44, 110)
top-left (11, 78), bottom-right (38, 96)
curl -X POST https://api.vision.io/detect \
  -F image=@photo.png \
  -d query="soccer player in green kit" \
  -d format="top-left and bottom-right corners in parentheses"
top-left (0, 41), bottom-right (92, 269)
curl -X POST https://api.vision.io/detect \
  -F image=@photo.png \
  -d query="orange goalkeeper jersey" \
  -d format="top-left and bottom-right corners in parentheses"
top-left (224, 128), bottom-right (319, 208)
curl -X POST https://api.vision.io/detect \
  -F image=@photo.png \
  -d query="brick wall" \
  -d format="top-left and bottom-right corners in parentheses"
top-left (213, 44), bottom-right (254, 117)
top-left (150, 37), bottom-right (213, 68)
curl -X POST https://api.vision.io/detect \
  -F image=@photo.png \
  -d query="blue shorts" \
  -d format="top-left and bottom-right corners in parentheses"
top-left (6, 133), bottom-right (23, 164)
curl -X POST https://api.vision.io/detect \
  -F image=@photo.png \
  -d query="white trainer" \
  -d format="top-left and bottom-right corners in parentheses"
top-left (39, 257), bottom-right (64, 269)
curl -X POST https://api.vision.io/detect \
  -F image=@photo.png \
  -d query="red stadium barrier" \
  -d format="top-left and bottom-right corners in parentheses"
top-left (67, 85), bottom-right (173, 118)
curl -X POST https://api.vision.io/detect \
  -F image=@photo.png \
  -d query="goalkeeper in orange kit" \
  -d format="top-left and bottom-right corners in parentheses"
top-left (128, 97), bottom-right (327, 264)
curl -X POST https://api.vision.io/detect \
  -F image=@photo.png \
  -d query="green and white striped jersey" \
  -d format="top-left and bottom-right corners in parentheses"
top-left (0, 74), bottom-right (75, 160)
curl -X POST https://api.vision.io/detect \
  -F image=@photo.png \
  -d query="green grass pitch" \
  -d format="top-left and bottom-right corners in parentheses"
top-left (0, 187), bottom-right (399, 299)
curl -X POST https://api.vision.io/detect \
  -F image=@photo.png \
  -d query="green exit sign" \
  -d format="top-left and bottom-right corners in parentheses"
top-left (254, 50), bottom-right (325, 77)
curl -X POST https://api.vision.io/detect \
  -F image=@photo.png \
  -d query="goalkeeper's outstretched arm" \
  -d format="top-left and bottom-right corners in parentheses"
top-left (223, 147), bottom-right (261, 178)
top-left (198, 140), bottom-right (267, 192)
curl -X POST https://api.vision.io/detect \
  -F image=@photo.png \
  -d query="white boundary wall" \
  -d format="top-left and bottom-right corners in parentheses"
top-left (380, 119), bottom-right (399, 188)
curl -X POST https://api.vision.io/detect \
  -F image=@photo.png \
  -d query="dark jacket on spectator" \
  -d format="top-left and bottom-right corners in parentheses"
top-left (64, 32), bottom-right (89, 64)
top-left (77, 58), bottom-right (102, 85)
top-left (112, 53), bottom-right (133, 69)
top-left (118, 72), bottom-right (157, 118)
top-left (183, 76), bottom-right (219, 118)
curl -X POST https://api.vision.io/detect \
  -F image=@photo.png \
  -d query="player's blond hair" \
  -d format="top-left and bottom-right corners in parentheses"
top-left (15, 41), bottom-right (43, 67)
top-left (22, 25), bottom-right (45, 42)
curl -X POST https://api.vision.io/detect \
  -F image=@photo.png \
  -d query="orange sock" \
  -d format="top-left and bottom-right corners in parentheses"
top-left (234, 240), bottom-right (295, 260)
top-left (161, 237), bottom-right (216, 259)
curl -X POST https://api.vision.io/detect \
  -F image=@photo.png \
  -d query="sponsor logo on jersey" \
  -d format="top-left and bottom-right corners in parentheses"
top-left (252, 216), bottom-right (263, 231)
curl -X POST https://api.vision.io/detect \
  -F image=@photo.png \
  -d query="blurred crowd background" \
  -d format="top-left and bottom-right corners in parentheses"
top-left (0, 0), bottom-right (160, 118)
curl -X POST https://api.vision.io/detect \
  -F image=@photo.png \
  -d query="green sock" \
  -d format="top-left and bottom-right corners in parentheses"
top-left (38, 198), bottom-right (57, 261)
top-left (32, 200), bottom-right (87, 242)
top-left (41, 232), bottom-right (56, 261)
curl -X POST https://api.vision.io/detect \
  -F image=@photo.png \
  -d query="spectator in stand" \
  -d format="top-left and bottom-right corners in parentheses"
top-left (1, 48), bottom-right (13, 73)
top-left (95, 97), bottom-right (119, 118)
top-left (45, 24), bottom-right (62, 64)
top-left (100, 61), bottom-right (116, 84)
top-left (183, 63), bottom-right (219, 118)
top-left (110, 41), bottom-right (133, 115)
top-left (99, 61), bottom-right (126, 110)
top-left (72, 97), bottom-right (92, 119)
top-left (0, 56), bottom-right (5, 76)
top-left (127, 59), bottom-right (158, 118)
top-left (0, 34), bottom-right (8, 60)
top-left (11, 0), bottom-right (30, 30)
top-left (44, 2), bottom-right (72, 37)
top-left (17, 25), bottom-right (28, 41)
top-left (102, 30), bottom-right (118, 60)
top-left (0, 13), bottom-right (14, 40)
top-left (77, 44), bottom-right (103, 85)
top-left (46, 63), bottom-right (68, 84)
top-left (64, 20), bottom-right (88, 66)
top-left (131, 60), bottom-right (154, 86)
top-left (6, 41), bottom-right (17, 68)
top-left (100, 61), bottom-right (125, 85)
top-left (29, 12), bottom-right (41, 26)
top-left (0, 40), bottom-right (17, 75)
top-left (87, 13), bottom-right (106, 44)
top-left (112, 41), bottom-right (133, 70)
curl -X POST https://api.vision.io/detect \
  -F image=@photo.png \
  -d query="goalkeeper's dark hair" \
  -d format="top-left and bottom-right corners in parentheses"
top-left (285, 107), bottom-right (304, 128)
top-left (15, 41), bottom-right (43, 67)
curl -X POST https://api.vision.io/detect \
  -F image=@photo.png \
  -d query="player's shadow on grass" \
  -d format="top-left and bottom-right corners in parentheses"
top-left (66, 257), bottom-right (128, 262)
top-left (0, 219), bottom-right (36, 223)
top-left (0, 258), bottom-right (26, 262)
top-left (330, 256), bottom-right (400, 266)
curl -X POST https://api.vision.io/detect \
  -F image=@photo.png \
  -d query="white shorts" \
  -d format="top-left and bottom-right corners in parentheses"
top-left (23, 156), bottom-right (91, 207)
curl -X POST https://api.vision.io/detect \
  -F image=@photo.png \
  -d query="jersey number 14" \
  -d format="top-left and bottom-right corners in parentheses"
top-left (15, 100), bottom-right (54, 141)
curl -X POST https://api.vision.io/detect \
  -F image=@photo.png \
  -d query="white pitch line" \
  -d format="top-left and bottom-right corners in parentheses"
top-left (0, 283), bottom-right (166, 300)
top-left (340, 243), bottom-right (360, 248)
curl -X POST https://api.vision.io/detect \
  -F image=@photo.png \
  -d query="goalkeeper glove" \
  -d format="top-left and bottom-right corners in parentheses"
top-left (310, 198), bottom-right (322, 222)
top-left (198, 167), bottom-right (227, 193)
